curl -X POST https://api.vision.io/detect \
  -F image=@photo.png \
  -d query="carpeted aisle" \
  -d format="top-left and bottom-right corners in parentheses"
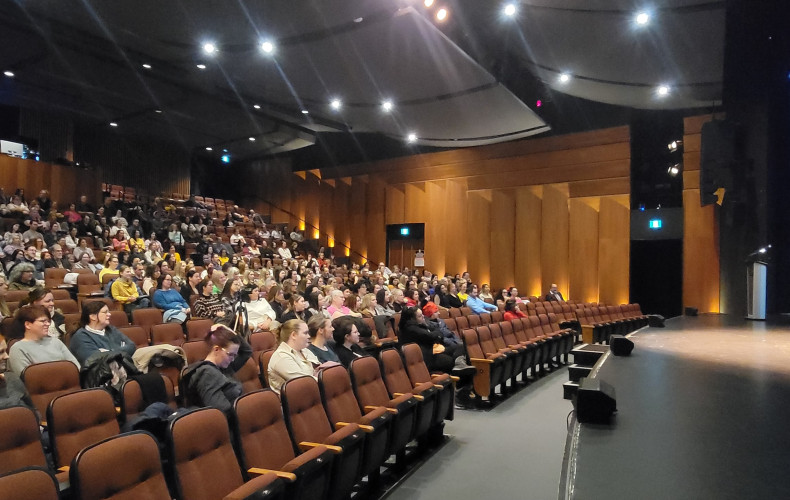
top-left (384, 368), bottom-right (572, 500)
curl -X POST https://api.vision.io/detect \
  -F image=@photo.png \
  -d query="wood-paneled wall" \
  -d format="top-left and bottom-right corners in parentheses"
top-left (682, 115), bottom-right (721, 313)
top-left (0, 155), bottom-right (101, 209)
top-left (241, 126), bottom-right (633, 303)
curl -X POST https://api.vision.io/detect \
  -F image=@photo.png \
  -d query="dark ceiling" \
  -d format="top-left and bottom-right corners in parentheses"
top-left (0, 0), bottom-right (725, 166)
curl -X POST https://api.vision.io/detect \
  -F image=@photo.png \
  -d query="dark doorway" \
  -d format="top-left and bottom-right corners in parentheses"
top-left (630, 240), bottom-right (683, 318)
top-left (386, 224), bottom-right (425, 272)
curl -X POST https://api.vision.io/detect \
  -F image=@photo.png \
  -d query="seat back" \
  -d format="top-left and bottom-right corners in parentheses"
top-left (233, 357), bottom-right (263, 394)
top-left (151, 323), bottom-right (185, 346)
top-left (250, 331), bottom-right (277, 353)
top-left (168, 408), bottom-right (246, 500)
top-left (488, 322), bottom-right (508, 351)
top-left (185, 318), bottom-right (213, 341)
top-left (475, 326), bottom-right (499, 356)
top-left (461, 329), bottom-right (485, 360)
top-left (379, 348), bottom-right (413, 397)
top-left (448, 307), bottom-right (462, 318)
top-left (348, 356), bottom-right (392, 409)
top-left (443, 318), bottom-right (457, 332)
top-left (120, 374), bottom-right (176, 422)
top-left (22, 360), bottom-right (81, 421)
top-left (182, 340), bottom-right (212, 365)
top-left (259, 349), bottom-right (275, 387)
top-left (317, 365), bottom-right (364, 424)
top-left (131, 308), bottom-right (163, 337)
top-left (118, 326), bottom-right (150, 348)
top-left (479, 312), bottom-right (491, 325)
top-left (44, 268), bottom-right (69, 288)
top-left (233, 390), bottom-right (299, 470)
top-left (460, 307), bottom-right (472, 316)
top-left (500, 321), bottom-right (519, 346)
top-left (401, 343), bottom-right (432, 384)
top-left (107, 307), bottom-right (130, 328)
top-left (467, 314), bottom-right (481, 329)
top-left (490, 310), bottom-right (504, 323)
top-left (71, 432), bottom-right (171, 500)
top-left (48, 389), bottom-right (120, 468)
top-left (454, 316), bottom-right (469, 331)
top-left (0, 406), bottom-right (48, 474)
top-left (0, 467), bottom-right (59, 500)
top-left (280, 376), bottom-right (334, 449)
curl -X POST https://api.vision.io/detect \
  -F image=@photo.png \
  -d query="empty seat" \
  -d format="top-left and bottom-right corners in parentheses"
top-left (131, 308), bottom-right (163, 339)
top-left (22, 360), bottom-right (81, 424)
top-left (250, 331), bottom-right (277, 353)
top-left (476, 325), bottom-right (517, 391)
top-left (234, 357), bottom-right (263, 394)
top-left (280, 376), bottom-right (365, 500)
top-left (401, 343), bottom-right (455, 422)
top-left (151, 322), bottom-right (185, 346)
top-left (0, 406), bottom-right (66, 484)
top-left (233, 390), bottom-right (334, 500)
top-left (70, 431), bottom-right (171, 500)
top-left (460, 328), bottom-right (506, 400)
top-left (379, 348), bottom-right (440, 441)
top-left (168, 407), bottom-right (284, 500)
top-left (182, 340), bottom-right (211, 365)
top-left (47, 389), bottom-right (120, 471)
top-left (0, 467), bottom-right (59, 500)
top-left (186, 318), bottom-right (213, 341)
top-left (118, 326), bottom-right (150, 348)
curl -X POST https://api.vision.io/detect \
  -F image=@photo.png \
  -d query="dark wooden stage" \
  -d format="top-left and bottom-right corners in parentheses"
top-left (561, 314), bottom-right (790, 500)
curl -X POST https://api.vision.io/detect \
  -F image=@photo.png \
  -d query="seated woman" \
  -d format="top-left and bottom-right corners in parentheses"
top-left (398, 306), bottom-right (458, 375)
top-left (359, 293), bottom-right (378, 318)
top-left (404, 289), bottom-right (419, 308)
top-left (0, 277), bottom-right (10, 322)
top-left (72, 238), bottom-right (96, 263)
top-left (192, 278), bottom-right (227, 320)
top-left (9, 287), bottom-right (66, 341)
top-left (326, 289), bottom-right (361, 320)
top-left (98, 253), bottom-right (120, 283)
top-left (331, 316), bottom-right (368, 368)
top-left (374, 288), bottom-right (396, 317)
top-left (280, 293), bottom-right (311, 323)
top-left (141, 264), bottom-right (160, 295)
top-left (241, 285), bottom-right (276, 332)
top-left (111, 265), bottom-right (150, 316)
top-left (7, 305), bottom-right (80, 374)
top-left (220, 277), bottom-right (243, 321)
top-left (503, 299), bottom-right (527, 321)
top-left (479, 283), bottom-right (494, 301)
top-left (0, 334), bottom-right (36, 412)
top-left (265, 284), bottom-right (285, 321)
top-left (268, 319), bottom-right (323, 394)
top-left (447, 282), bottom-right (464, 308)
top-left (182, 324), bottom-right (251, 415)
top-left (153, 274), bottom-right (191, 324)
top-left (70, 301), bottom-right (137, 365)
top-left (8, 262), bottom-right (37, 291)
top-left (277, 240), bottom-right (292, 260)
top-left (306, 314), bottom-right (340, 364)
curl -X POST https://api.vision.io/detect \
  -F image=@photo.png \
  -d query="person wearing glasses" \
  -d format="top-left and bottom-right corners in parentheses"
top-left (182, 324), bottom-right (251, 415)
top-left (69, 301), bottom-right (137, 364)
top-left (7, 305), bottom-right (79, 374)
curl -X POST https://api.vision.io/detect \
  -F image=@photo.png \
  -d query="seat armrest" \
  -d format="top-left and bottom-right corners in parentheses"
top-left (299, 441), bottom-right (342, 453)
top-left (248, 468), bottom-right (297, 482)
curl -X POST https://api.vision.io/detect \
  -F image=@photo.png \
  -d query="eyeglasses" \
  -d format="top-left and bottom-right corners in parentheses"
top-left (35, 318), bottom-right (52, 324)
top-left (221, 348), bottom-right (238, 359)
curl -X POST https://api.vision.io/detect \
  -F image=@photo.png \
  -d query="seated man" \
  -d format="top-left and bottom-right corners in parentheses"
top-left (545, 283), bottom-right (565, 302)
top-left (465, 284), bottom-right (497, 315)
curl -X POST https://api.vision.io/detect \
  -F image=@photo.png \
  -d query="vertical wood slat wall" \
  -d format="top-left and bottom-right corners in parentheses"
top-left (241, 126), bottom-right (633, 303)
top-left (682, 115), bottom-right (721, 312)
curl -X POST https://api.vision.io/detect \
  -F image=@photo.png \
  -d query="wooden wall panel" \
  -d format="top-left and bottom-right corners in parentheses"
top-left (349, 178), bottom-right (368, 260)
top-left (489, 189), bottom-right (516, 289)
top-left (598, 196), bottom-right (631, 305)
top-left (319, 181), bottom-right (336, 248)
top-left (303, 172), bottom-right (321, 239)
top-left (466, 191), bottom-right (491, 286)
top-left (385, 186), bottom-right (405, 225)
top-left (365, 176), bottom-right (387, 264)
top-left (541, 184), bottom-right (570, 298)
top-left (569, 199), bottom-right (599, 303)
top-left (424, 180), bottom-right (448, 276)
top-left (403, 183), bottom-right (426, 223)
top-left (683, 190), bottom-right (720, 312)
top-left (515, 186), bottom-right (543, 297)
top-left (444, 179), bottom-right (468, 276)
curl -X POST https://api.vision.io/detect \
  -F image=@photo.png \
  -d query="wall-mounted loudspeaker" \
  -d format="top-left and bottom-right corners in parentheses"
top-left (575, 378), bottom-right (617, 424)
top-left (609, 335), bottom-right (634, 356)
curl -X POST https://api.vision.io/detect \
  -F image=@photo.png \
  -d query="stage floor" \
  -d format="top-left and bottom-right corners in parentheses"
top-left (562, 314), bottom-right (790, 500)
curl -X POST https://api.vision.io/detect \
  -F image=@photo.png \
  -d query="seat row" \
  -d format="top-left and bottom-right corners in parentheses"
top-left (0, 342), bottom-right (453, 500)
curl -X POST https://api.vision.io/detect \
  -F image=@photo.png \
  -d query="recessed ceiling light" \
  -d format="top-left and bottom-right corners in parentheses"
top-left (155, 109), bottom-right (162, 114)
top-left (196, 64), bottom-right (207, 70)
top-left (503, 4), bottom-right (517, 17)
top-left (3, 71), bottom-right (14, 77)
top-left (202, 42), bottom-right (217, 54)
top-left (559, 73), bottom-right (570, 83)
top-left (656, 85), bottom-right (670, 96)
top-left (260, 41), bottom-right (274, 54)
top-left (436, 8), bottom-right (448, 21)
top-left (206, 147), bottom-right (213, 151)
top-left (109, 122), bottom-right (118, 127)
top-left (424, 0), bottom-right (435, 7)
top-left (249, 137), bottom-right (256, 142)
top-left (635, 12), bottom-right (649, 25)
top-left (354, 17), bottom-right (364, 23)
top-left (253, 104), bottom-right (261, 109)
top-left (142, 64), bottom-right (152, 69)
top-left (330, 99), bottom-right (342, 110)
top-left (381, 100), bottom-right (393, 112)
top-left (407, 133), bottom-right (418, 143)
top-left (301, 110), bottom-right (309, 114)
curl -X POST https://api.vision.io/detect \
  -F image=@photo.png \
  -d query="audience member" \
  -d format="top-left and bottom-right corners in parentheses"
top-left (7, 305), bottom-right (79, 373)
top-left (70, 301), bottom-right (136, 364)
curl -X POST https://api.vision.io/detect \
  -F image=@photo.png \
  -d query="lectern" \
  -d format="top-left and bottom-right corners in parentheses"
top-left (746, 261), bottom-right (767, 320)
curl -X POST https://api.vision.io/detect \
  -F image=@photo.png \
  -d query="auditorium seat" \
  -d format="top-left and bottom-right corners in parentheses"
top-left (131, 308), bottom-right (163, 339)
top-left (168, 407), bottom-right (284, 500)
top-left (118, 325), bottom-right (150, 349)
top-left (501, 320), bottom-right (538, 379)
top-left (280, 376), bottom-right (365, 500)
top-left (250, 331), bottom-right (277, 353)
top-left (460, 328), bottom-right (505, 400)
top-left (475, 325), bottom-right (516, 390)
top-left (488, 322), bottom-right (526, 384)
top-left (0, 406), bottom-right (67, 485)
top-left (47, 389), bottom-right (120, 472)
top-left (119, 374), bottom-right (177, 423)
top-left (234, 357), bottom-right (263, 394)
top-left (22, 360), bottom-right (81, 425)
top-left (379, 348), bottom-right (440, 441)
top-left (401, 343), bottom-right (455, 422)
top-left (448, 308), bottom-right (462, 318)
top-left (44, 268), bottom-right (69, 288)
top-left (454, 316), bottom-right (469, 332)
top-left (317, 365), bottom-right (391, 483)
top-left (0, 467), bottom-right (59, 500)
top-left (349, 356), bottom-right (419, 463)
top-left (54, 299), bottom-right (79, 314)
top-left (258, 349), bottom-right (275, 388)
top-left (186, 318), bottom-right (213, 341)
top-left (182, 340), bottom-right (211, 365)
top-left (70, 432), bottom-right (172, 500)
top-left (467, 314), bottom-right (482, 329)
top-left (150, 322), bottom-right (185, 346)
top-left (233, 390), bottom-right (334, 500)
top-left (443, 318), bottom-right (457, 332)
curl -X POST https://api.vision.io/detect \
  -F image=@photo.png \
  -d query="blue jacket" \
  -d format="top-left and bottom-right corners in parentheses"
top-left (153, 288), bottom-right (189, 311)
top-left (467, 295), bottom-right (497, 314)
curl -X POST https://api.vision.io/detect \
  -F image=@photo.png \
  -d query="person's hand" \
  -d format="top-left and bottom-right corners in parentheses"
top-left (216, 311), bottom-right (226, 317)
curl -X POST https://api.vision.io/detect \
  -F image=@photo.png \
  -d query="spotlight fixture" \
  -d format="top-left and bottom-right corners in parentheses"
top-left (249, 137), bottom-right (256, 142)
top-left (330, 98), bottom-right (342, 110)
top-left (667, 164), bottom-right (680, 176)
top-left (656, 85), bottom-right (670, 96)
top-left (559, 73), bottom-right (570, 83)
top-left (407, 133), bottom-right (418, 143)
top-left (205, 147), bottom-right (213, 151)
top-left (381, 100), bottom-right (393, 112)
top-left (253, 104), bottom-right (261, 109)
top-left (301, 110), bottom-right (309, 114)
top-left (260, 41), bottom-right (274, 54)
top-left (436, 8), bottom-right (448, 21)
top-left (503, 4), bottom-right (517, 17)
top-left (635, 12), bottom-right (649, 25)
top-left (142, 64), bottom-right (152, 69)
top-left (109, 122), bottom-right (118, 127)
top-left (667, 140), bottom-right (682, 152)
top-left (196, 64), bottom-right (207, 70)
top-left (202, 42), bottom-right (217, 55)
top-left (155, 109), bottom-right (162, 114)
top-left (3, 71), bottom-right (14, 77)
top-left (424, 0), bottom-right (434, 7)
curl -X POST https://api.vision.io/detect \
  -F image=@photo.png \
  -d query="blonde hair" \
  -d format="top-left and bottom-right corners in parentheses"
top-left (278, 319), bottom-right (304, 344)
